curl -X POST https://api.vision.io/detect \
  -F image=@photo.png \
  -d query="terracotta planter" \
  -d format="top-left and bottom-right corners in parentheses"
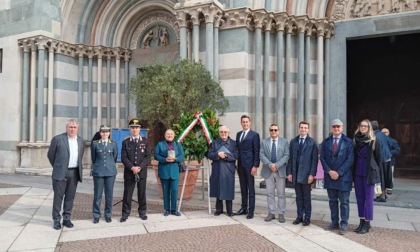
top-left (151, 160), bottom-right (200, 200)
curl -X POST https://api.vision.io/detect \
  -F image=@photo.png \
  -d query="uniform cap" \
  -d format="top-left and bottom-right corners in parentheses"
top-left (100, 125), bottom-right (111, 131)
top-left (128, 119), bottom-right (141, 127)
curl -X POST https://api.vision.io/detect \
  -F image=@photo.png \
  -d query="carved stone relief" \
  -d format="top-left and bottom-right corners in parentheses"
top-left (130, 13), bottom-right (179, 50)
top-left (332, 0), bottom-right (420, 20)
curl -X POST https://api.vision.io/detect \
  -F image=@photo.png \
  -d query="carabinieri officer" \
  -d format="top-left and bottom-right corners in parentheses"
top-left (120, 119), bottom-right (151, 222)
top-left (91, 125), bottom-right (118, 224)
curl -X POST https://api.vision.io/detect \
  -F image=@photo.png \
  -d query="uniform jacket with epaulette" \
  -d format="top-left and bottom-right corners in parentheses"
top-left (91, 139), bottom-right (118, 177)
top-left (121, 136), bottom-right (151, 180)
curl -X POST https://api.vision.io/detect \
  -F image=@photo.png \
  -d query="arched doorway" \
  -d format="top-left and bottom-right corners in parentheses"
top-left (347, 33), bottom-right (420, 178)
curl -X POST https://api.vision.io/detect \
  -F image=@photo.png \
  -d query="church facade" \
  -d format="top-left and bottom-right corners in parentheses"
top-left (0, 0), bottom-right (419, 173)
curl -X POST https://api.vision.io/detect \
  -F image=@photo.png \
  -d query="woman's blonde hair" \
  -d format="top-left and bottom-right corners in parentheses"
top-left (353, 119), bottom-right (376, 149)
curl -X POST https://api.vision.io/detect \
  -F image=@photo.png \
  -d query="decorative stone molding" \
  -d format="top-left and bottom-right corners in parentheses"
top-left (294, 15), bottom-right (309, 33)
top-left (251, 10), bottom-right (269, 30)
top-left (315, 19), bottom-right (329, 37)
top-left (222, 8), bottom-right (252, 30)
top-left (18, 35), bottom-right (132, 61)
top-left (130, 13), bottom-right (179, 49)
top-left (200, 3), bottom-right (223, 24)
top-left (332, 0), bottom-right (420, 20)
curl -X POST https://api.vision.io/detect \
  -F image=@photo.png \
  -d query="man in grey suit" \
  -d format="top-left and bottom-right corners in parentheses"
top-left (47, 119), bottom-right (85, 230)
top-left (260, 124), bottom-right (290, 223)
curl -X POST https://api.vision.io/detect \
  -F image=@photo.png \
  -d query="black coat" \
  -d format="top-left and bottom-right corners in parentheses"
top-left (208, 138), bottom-right (238, 200)
top-left (353, 139), bottom-right (382, 185)
top-left (286, 135), bottom-right (318, 184)
top-left (121, 137), bottom-right (151, 180)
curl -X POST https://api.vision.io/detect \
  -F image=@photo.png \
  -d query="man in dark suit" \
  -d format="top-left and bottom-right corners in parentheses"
top-left (260, 124), bottom-right (289, 223)
top-left (287, 121), bottom-right (318, 226)
top-left (120, 119), bottom-right (151, 222)
top-left (235, 115), bottom-right (260, 219)
top-left (47, 119), bottom-right (85, 230)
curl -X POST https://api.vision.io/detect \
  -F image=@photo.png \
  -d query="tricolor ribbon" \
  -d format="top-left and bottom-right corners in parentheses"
top-left (177, 111), bottom-right (213, 145)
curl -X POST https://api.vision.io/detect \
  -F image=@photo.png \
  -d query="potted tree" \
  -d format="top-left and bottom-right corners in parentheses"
top-left (129, 60), bottom-right (228, 199)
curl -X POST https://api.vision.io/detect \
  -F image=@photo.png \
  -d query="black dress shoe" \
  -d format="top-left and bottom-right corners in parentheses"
top-left (120, 216), bottom-right (127, 222)
top-left (246, 213), bottom-right (254, 219)
top-left (139, 214), bottom-right (148, 220)
top-left (105, 217), bottom-right (112, 223)
top-left (302, 219), bottom-right (310, 226)
top-left (171, 211), bottom-right (181, 216)
top-left (164, 210), bottom-right (170, 216)
top-left (93, 218), bottom-right (99, 224)
top-left (53, 221), bottom-right (61, 230)
top-left (227, 212), bottom-right (234, 217)
top-left (293, 217), bottom-right (303, 225)
top-left (62, 220), bottom-right (74, 228)
top-left (235, 208), bottom-right (248, 215)
top-left (214, 211), bottom-right (222, 216)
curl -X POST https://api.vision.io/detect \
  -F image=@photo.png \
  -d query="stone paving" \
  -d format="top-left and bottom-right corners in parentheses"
top-left (0, 172), bottom-right (419, 252)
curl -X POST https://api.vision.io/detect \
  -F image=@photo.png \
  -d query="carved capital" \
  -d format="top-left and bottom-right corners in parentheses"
top-left (75, 45), bottom-right (85, 58)
top-left (325, 22), bottom-right (335, 39)
top-left (273, 12), bottom-right (289, 32)
top-left (18, 39), bottom-right (31, 52)
top-left (86, 46), bottom-right (94, 59)
top-left (35, 36), bottom-right (48, 50)
top-left (189, 9), bottom-right (201, 26)
top-left (47, 39), bottom-right (57, 53)
top-left (293, 15), bottom-right (309, 33)
top-left (175, 11), bottom-right (188, 27)
top-left (251, 10), bottom-right (268, 30)
top-left (214, 13), bottom-right (223, 28)
top-left (94, 46), bottom-right (105, 59)
top-left (305, 19), bottom-right (316, 37)
top-left (123, 49), bottom-right (131, 62)
top-left (112, 48), bottom-right (123, 60)
top-left (200, 3), bottom-right (223, 24)
top-left (105, 48), bottom-right (113, 60)
top-left (284, 17), bottom-right (296, 34)
top-left (315, 19), bottom-right (329, 37)
top-left (222, 7), bottom-right (252, 30)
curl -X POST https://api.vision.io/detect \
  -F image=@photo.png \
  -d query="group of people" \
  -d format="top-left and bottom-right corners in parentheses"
top-left (207, 116), bottom-right (400, 236)
top-left (47, 116), bottom-right (399, 237)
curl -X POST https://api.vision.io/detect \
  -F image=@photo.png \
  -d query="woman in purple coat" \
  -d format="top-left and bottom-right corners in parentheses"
top-left (352, 119), bottom-right (382, 234)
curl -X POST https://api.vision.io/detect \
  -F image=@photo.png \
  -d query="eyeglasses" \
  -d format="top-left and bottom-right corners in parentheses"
top-left (219, 131), bottom-right (228, 133)
top-left (360, 125), bottom-right (369, 128)
top-left (269, 129), bottom-right (278, 132)
top-left (332, 125), bottom-right (341, 128)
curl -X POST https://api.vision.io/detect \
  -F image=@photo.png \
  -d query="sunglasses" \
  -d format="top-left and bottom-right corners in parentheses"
top-left (269, 129), bottom-right (278, 132)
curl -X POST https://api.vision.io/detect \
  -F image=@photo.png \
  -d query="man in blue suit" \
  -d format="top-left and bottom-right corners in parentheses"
top-left (47, 119), bottom-right (85, 230)
top-left (235, 115), bottom-right (260, 219)
top-left (287, 121), bottom-right (318, 226)
top-left (320, 119), bottom-right (354, 235)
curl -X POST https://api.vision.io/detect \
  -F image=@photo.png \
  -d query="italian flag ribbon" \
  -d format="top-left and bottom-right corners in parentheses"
top-left (177, 111), bottom-right (213, 145)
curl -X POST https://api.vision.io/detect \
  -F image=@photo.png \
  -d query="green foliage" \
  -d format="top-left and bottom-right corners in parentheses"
top-left (173, 109), bottom-right (220, 163)
top-left (129, 60), bottom-right (229, 130)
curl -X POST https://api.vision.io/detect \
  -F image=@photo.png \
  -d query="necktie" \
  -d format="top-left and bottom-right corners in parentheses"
top-left (103, 141), bottom-right (107, 147)
top-left (134, 138), bottom-right (138, 143)
top-left (333, 137), bottom-right (338, 154)
top-left (240, 131), bottom-right (246, 142)
top-left (299, 138), bottom-right (304, 150)
top-left (271, 140), bottom-right (276, 163)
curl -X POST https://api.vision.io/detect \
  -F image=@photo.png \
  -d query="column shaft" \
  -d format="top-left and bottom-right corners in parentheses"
top-left (297, 32), bottom-right (305, 124)
top-left (97, 58), bottom-right (102, 129)
top-left (29, 47), bottom-right (36, 142)
top-left (88, 57), bottom-right (93, 137)
top-left (21, 50), bottom-right (30, 142)
top-left (317, 35), bottom-right (324, 142)
top-left (254, 27), bottom-right (263, 135)
top-left (116, 58), bottom-right (121, 128)
top-left (213, 26), bottom-right (219, 80)
top-left (205, 22), bottom-right (214, 78)
top-left (193, 24), bottom-right (200, 62)
top-left (180, 27), bottom-right (188, 59)
top-left (36, 48), bottom-right (45, 142)
top-left (284, 32), bottom-right (292, 140)
top-left (276, 31), bottom-right (285, 137)
top-left (263, 30), bottom-right (270, 138)
top-left (78, 56), bottom-right (84, 138)
top-left (125, 60), bottom-right (129, 122)
top-left (47, 48), bottom-right (54, 141)
top-left (304, 35), bottom-right (311, 124)
top-left (324, 37), bottom-right (330, 138)
top-left (106, 58), bottom-right (111, 125)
